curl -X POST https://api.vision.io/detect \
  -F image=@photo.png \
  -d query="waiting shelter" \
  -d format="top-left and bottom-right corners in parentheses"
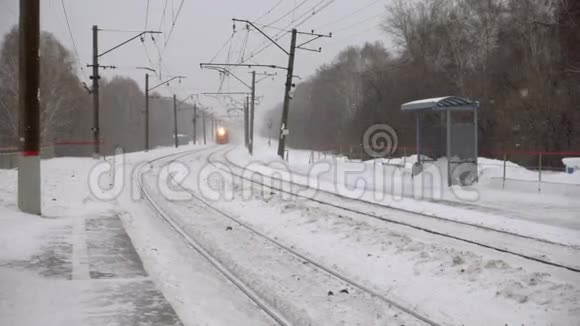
top-left (401, 96), bottom-right (480, 186)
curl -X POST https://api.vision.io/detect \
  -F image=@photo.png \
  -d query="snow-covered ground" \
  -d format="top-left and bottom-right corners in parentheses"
top-left (191, 143), bottom-right (580, 325)
top-left (230, 138), bottom-right (580, 238)
top-left (1, 140), bottom-right (579, 325)
top-left (0, 147), bottom-right (280, 326)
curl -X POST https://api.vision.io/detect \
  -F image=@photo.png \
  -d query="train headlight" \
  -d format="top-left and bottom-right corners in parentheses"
top-left (217, 127), bottom-right (226, 137)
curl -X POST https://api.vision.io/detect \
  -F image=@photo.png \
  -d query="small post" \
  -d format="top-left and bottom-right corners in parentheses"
top-left (416, 113), bottom-right (422, 165)
top-left (474, 104), bottom-right (479, 183)
top-left (502, 153), bottom-right (507, 189)
top-left (538, 152), bottom-right (542, 193)
top-left (446, 109), bottom-right (452, 187)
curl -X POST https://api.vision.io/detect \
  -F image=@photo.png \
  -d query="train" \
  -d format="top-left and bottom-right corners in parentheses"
top-left (216, 126), bottom-right (229, 144)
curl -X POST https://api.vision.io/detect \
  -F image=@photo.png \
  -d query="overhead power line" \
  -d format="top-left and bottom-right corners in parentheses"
top-left (60, 0), bottom-right (87, 80)
top-left (314, 0), bottom-right (382, 30)
top-left (264, 0), bottom-right (310, 27)
top-left (292, 0), bottom-right (336, 29)
top-left (98, 28), bottom-right (152, 33)
top-left (144, 0), bottom-right (150, 30)
top-left (240, 0), bottom-right (335, 63)
top-left (208, 32), bottom-right (237, 64)
top-left (163, 0), bottom-right (185, 49)
top-left (333, 12), bottom-right (383, 33)
top-left (254, 0), bottom-right (285, 23)
top-left (158, 0), bottom-right (169, 31)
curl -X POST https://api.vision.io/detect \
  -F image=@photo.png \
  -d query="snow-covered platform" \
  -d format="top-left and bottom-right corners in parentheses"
top-left (0, 212), bottom-right (182, 326)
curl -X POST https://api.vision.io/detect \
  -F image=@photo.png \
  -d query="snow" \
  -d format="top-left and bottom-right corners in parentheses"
top-left (184, 142), bottom-right (580, 325)
top-left (1, 139), bottom-right (579, 325)
top-left (563, 157), bottom-right (580, 172)
top-left (0, 146), bottom-right (272, 326)
top-left (400, 96), bottom-right (451, 111)
top-left (228, 140), bottom-right (580, 245)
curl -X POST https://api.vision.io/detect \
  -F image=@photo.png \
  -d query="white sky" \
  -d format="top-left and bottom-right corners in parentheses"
top-left (0, 0), bottom-right (393, 122)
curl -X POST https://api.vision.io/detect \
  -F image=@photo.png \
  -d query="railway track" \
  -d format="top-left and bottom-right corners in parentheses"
top-left (210, 147), bottom-right (580, 274)
top-left (263, 161), bottom-right (579, 250)
top-left (137, 147), bottom-right (292, 326)
top-left (157, 146), bottom-right (445, 326)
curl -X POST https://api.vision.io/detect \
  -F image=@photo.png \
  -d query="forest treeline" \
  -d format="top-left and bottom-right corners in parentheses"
top-left (0, 26), bottom-right (210, 156)
top-left (262, 0), bottom-right (580, 159)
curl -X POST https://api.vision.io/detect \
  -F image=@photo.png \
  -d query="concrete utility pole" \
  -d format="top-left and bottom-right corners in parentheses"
top-left (144, 75), bottom-right (186, 150)
top-left (244, 96), bottom-right (249, 148)
top-left (203, 112), bottom-right (207, 145)
top-left (249, 71), bottom-right (256, 155)
top-left (207, 19), bottom-right (330, 158)
top-left (91, 27), bottom-right (161, 155)
top-left (173, 94), bottom-right (178, 148)
top-left (193, 104), bottom-right (197, 144)
top-left (18, 0), bottom-right (41, 215)
top-left (277, 29), bottom-right (297, 158)
top-left (267, 119), bottom-right (273, 147)
top-left (91, 25), bottom-right (100, 156)
top-left (210, 117), bottom-right (215, 141)
top-left (145, 73), bottom-right (149, 151)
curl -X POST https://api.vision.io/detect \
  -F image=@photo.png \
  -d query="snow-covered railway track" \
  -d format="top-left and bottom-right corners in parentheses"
top-left (214, 148), bottom-right (580, 274)
top-left (260, 160), bottom-right (578, 250)
top-left (167, 147), bottom-right (444, 326)
top-left (138, 147), bottom-right (292, 326)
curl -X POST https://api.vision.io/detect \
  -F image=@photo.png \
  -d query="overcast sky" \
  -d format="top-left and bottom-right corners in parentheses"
top-left (0, 0), bottom-right (393, 123)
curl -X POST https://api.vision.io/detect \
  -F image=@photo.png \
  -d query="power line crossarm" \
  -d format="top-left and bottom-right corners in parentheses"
top-left (200, 63), bottom-right (289, 71)
top-left (233, 18), bottom-right (289, 55)
top-left (99, 30), bottom-right (162, 57)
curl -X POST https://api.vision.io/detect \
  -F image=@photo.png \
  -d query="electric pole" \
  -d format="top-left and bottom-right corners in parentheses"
top-left (18, 0), bottom-right (41, 215)
top-left (145, 73), bottom-right (149, 151)
top-left (90, 27), bottom-right (161, 156)
top-left (278, 29), bottom-right (297, 158)
top-left (173, 94), bottom-right (178, 148)
top-left (211, 117), bottom-right (215, 141)
top-left (249, 71), bottom-right (256, 155)
top-left (91, 25), bottom-right (100, 156)
top-left (267, 119), bottom-right (273, 147)
top-left (211, 117), bottom-right (216, 141)
top-left (244, 96), bottom-right (249, 148)
top-left (203, 112), bottom-right (207, 145)
top-left (200, 64), bottom-right (273, 154)
top-left (144, 75), bottom-right (186, 150)
top-left (193, 104), bottom-right (197, 144)
top-left (204, 19), bottom-right (330, 158)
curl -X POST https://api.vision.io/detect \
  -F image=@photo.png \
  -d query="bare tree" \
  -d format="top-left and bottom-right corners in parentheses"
top-left (0, 27), bottom-right (87, 147)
